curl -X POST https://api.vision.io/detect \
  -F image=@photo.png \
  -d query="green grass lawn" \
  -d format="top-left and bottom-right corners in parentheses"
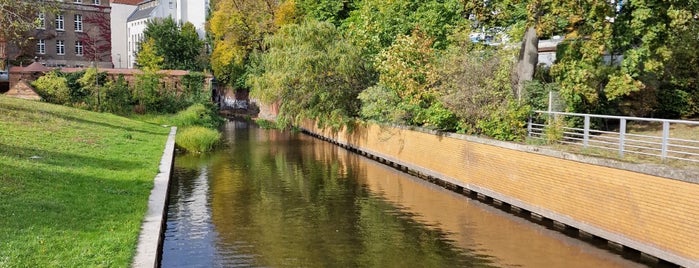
top-left (0, 96), bottom-right (170, 267)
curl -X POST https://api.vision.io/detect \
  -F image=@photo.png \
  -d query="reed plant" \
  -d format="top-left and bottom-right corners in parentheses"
top-left (175, 126), bottom-right (221, 153)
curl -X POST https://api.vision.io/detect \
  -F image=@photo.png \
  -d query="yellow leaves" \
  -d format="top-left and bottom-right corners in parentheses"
top-left (668, 7), bottom-right (693, 29)
top-left (210, 39), bottom-right (246, 79)
top-left (605, 73), bottom-right (644, 101)
top-left (135, 38), bottom-right (163, 73)
top-left (274, 0), bottom-right (297, 27)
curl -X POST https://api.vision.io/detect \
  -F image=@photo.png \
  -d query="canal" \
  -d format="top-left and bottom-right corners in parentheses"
top-left (161, 120), bottom-right (644, 267)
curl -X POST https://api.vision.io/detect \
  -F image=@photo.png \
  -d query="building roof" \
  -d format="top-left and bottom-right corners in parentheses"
top-left (22, 62), bottom-right (50, 73)
top-left (111, 0), bottom-right (142, 5)
top-left (127, 1), bottom-right (157, 22)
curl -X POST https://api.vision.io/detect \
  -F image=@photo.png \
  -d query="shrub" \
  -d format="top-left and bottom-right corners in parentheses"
top-left (176, 126), bottom-right (221, 153)
top-left (172, 103), bottom-right (221, 128)
top-left (103, 75), bottom-right (132, 114)
top-left (31, 71), bottom-right (71, 104)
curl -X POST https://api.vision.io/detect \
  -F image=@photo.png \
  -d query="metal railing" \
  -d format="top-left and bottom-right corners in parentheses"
top-left (528, 111), bottom-right (699, 163)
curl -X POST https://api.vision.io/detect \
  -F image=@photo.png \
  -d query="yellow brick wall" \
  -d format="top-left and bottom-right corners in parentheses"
top-left (302, 121), bottom-right (699, 266)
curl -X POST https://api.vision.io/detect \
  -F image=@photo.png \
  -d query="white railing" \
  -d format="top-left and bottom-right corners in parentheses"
top-left (528, 111), bottom-right (699, 163)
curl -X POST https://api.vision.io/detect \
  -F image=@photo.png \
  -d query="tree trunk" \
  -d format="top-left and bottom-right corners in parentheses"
top-left (515, 27), bottom-right (539, 101)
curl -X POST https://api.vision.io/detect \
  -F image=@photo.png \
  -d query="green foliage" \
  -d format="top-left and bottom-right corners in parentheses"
top-left (0, 1), bottom-right (58, 66)
top-left (543, 115), bottom-right (566, 144)
top-left (62, 70), bottom-right (87, 104)
top-left (133, 71), bottom-right (163, 113)
top-left (135, 38), bottom-right (163, 73)
top-left (254, 118), bottom-right (280, 129)
top-left (31, 71), bottom-right (70, 104)
top-left (77, 67), bottom-right (103, 110)
top-left (656, 88), bottom-right (693, 118)
top-left (296, 0), bottom-right (355, 26)
top-left (359, 29), bottom-right (457, 130)
top-left (476, 101), bottom-right (531, 142)
top-left (176, 126), bottom-right (221, 153)
top-left (208, 0), bottom-right (281, 86)
top-left (523, 80), bottom-right (559, 112)
top-left (358, 85), bottom-right (403, 123)
top-left (610, 0), bottom-right (699, 118)
top-left (143, 18), bottom-right (205, 71)
top-left (342, 0), bottom-right (466, 59)
top-left (102, 75), bottom-right (132, 114)
top-left (248, 20), bottom-right (372, 129)
top-left (172, 103), bottom-right (221, 128)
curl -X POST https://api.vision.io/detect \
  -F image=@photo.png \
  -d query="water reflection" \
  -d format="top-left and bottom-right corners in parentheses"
top-left (161, 121), bottom-right (642, 268)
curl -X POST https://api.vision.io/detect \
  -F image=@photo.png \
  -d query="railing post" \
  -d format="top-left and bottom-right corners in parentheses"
top-left (527, 116), bottom-right (533, 138)
top-left (583, 115), bottom-right (590, 147)
top-left (661, 121), bottom-right (670, 161)
top-left (619, 119), bottom-right (626, 158)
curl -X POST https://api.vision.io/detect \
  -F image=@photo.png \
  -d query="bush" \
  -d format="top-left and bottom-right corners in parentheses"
top-left (176, 126), bottom-right (221, 153)
top-left (172, 103), bottom-right (221, 128)
top-left (102, 75), bottom-right (132, 114)
top-left (31, 71), bottom-right (70, 104)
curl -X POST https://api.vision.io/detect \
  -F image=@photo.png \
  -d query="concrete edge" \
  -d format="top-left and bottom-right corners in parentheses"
top-left (132, 127), bottom-right (177, 268)
top-left (302, 127), bottom-right (699, 268)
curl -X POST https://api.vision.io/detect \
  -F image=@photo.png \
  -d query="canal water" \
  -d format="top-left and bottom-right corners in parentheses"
top-left (161, 120), bottom-right (643, 268)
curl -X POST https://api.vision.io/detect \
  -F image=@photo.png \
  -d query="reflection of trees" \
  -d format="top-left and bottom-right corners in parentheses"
top-left (197, 121), bottom-right (496, 267)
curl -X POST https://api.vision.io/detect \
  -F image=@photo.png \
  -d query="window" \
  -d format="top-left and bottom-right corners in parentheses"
top-left (73, 0), bottom-right (82, 3)
top-left (75, 41), bottom-right (83, 56)
top-left (56, 40), bottom-right (65, 55)
top-left (37, 40), bottom-right (46, 54)
top-left (37, 13), bottom-right (45, 29)
top-left (93, 0), bottom-right (100, 4)
top-left (56, 14), bottom-right (64, 31)
top-left (74, 14), bottom-right (82, 32)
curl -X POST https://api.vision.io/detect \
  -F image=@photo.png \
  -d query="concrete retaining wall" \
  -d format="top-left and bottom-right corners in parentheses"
top-left (132, 127), bottom-right (177, 268)
top-left (300, 121), bottom-right (699, 267)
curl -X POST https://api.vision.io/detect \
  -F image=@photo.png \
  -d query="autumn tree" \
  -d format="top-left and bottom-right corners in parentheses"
top-left (134, 38), bottom-right (164, 112)
top-left (359, 29), bottom-right (458, 130)
top-left (207, 0), bottom-right (281, 87)
top-left (611, 0), bottom-right (699, 118)
top-left (248, 20), bottom-right (372, 129)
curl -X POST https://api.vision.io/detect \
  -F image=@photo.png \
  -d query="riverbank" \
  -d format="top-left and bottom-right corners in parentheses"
top-left (301, 120), bottom-right (699, 267)
top-left (0, 96), bottom-right (170, 267)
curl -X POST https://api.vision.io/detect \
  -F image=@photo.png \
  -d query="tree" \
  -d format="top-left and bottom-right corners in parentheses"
top-left (295, 0), bottom-right (356, 26)
top-left (342, 0), bottom-right (466, 60)
top-left (143, 17), bottom-right (205, 71)
top-left (248, 20), bottom-right (373, 129)
top-left (359, 29), bottom-right (457, 130)
top-left (435, 42), bottom-right (529, 139)
top-left (77, 67), bottom-right (102, 110)
top-left (207, 0), bottom-right (281, 86)
top-left (134, 38), bottom-right (164, 112)
top-left (0, 0), bottom-right (57, 69)
top-left (611, 0), bottom-right (699, 117)
top-left (526, 0), bottom-right (620, 114)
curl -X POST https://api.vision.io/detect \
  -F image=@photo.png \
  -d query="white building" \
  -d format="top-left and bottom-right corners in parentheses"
top-left (125, 0), bottom-right (209, 68)
top-left (110, 0), bottom-right (140, 69)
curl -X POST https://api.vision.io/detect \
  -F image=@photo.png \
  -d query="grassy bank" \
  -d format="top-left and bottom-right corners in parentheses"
top-left (0, 96), bottom-right (170, 267)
